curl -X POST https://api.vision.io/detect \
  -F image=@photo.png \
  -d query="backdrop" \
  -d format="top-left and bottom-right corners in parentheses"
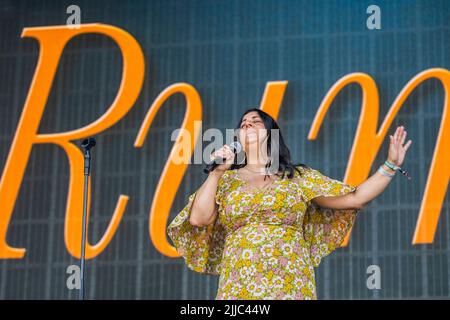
top-left (0, 0), bottom-right (449, 299)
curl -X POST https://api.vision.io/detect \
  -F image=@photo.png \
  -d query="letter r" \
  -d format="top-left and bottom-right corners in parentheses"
top-left (0, 24), bottom-right (144, 259)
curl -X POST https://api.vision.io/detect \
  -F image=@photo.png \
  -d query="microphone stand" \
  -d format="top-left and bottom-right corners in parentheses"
top-left (79, 138), bottom-right (96, 300)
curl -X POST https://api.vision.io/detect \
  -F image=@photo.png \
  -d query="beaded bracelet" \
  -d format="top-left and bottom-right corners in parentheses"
top-left (384, 161), bottom-right (412, 180)
top-left (384, 161), bottom-right (399, 171)
top-left (378, 166), bottom-right (395, 178)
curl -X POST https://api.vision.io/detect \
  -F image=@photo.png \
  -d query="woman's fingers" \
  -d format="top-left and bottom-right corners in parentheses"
top-left (392, 126), bottom-right (408, 147)
top-left (225, 147), bottom-right (235, 163)
top-left (210, 151), bottom-right (220, 161)
top-left (400, 129), bottom-right (407, 145)
top-left (395, 126), bottom-right (411, 149)
top-left (222, 145), bottom-right (231, 156)
top-left (225, 146), bottom-right (234, 157)
top-left (398, 126), bottom-right (404, 142)
top-left (211, 149), bottom-right (225, 160)
top-left (211, 145), bottom-right (234, 164)
top-left (393, 129), bottom-right (398, 147)
top-left (404, 140), bottom-right (412, 152)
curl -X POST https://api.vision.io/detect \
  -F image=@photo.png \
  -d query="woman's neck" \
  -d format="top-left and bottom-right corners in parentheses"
top-left (244, 143), bottom-right (270, 172)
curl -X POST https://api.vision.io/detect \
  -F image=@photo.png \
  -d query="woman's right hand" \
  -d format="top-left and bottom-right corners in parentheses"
top-left (209, 145), bottom-right (235, 174)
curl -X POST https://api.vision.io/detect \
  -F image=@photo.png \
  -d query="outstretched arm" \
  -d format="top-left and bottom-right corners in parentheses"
top-left (313, 126), bottom-right (412, 210)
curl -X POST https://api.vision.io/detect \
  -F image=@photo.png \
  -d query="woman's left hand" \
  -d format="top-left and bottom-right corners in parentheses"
top-left (387, 126), bottom-right (412, 167)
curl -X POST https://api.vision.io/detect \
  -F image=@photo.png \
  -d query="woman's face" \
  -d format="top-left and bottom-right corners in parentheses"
top-left (238, 111), bottom-right (268, 149)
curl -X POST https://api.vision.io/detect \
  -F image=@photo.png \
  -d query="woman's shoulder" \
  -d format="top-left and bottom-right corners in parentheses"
top-left (292, 164), bottom-right (313, 178)
top-left (215, 169), bottom-right (236, 200)
top-left (293, 165), bottom-right (351, 190)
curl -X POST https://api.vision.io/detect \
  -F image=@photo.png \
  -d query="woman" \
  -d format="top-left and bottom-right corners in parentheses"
top-left (167, 108), bottom-right (412, 300)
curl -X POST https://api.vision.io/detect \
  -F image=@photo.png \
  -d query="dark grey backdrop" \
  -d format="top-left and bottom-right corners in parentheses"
top-left (0, 0), bottom-right (449, 299)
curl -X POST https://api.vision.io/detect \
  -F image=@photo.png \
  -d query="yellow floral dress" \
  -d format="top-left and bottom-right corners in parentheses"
top-left (167, 166), bottom-right (359, 300)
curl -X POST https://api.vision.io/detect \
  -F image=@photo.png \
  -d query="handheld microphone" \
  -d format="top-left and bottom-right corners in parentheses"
top-left (203, 141), bottom-right (242, 174)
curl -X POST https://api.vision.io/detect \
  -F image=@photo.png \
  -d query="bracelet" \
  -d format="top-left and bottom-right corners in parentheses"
top-left (378, 166), bottom-right (395, 178)
top-left (384, 161), bottom-right (399, 171)
top-left (384, 161), bottom-right (412, 180)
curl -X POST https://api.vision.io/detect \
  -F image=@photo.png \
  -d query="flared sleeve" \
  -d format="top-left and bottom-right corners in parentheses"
top-left (299, 167), bottom-right (359, 267)
top-left (167, 174), bottom-right (229, 275)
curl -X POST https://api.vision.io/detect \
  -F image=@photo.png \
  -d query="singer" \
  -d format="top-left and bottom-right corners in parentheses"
top-left (167, 108), bottom-right (412, 300)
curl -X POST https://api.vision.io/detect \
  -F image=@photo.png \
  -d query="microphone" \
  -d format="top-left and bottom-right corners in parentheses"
top-left (78, 136), bottom-right (97, 300)
top-left (81, 138), bottom-right (96, 150)
top-left (80, 137), bottom-right (96, 176)
top-left (203, 141), bottom-right (242, 174)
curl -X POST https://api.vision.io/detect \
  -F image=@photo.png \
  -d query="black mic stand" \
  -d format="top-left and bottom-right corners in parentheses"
top-left (79, 138), bottom-right (96, 300)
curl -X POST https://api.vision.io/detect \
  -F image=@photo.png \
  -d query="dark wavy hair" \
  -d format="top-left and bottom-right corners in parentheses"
top-left (230, 108), bottom-right (306, 179)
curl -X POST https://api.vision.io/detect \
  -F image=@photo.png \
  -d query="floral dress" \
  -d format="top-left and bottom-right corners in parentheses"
top-left (167, 166), bottom-right (359, 300)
